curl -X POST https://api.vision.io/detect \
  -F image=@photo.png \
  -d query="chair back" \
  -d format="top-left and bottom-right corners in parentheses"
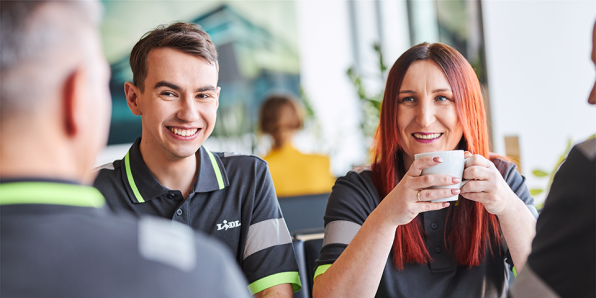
top-left (292, 239), bottom-right (310, 298)
top-left (278, 193), bottom-right (329, 233)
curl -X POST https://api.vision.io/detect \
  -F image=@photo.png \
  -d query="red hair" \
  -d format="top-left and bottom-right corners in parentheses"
top-left (371, 43), bottom-right (501, 269)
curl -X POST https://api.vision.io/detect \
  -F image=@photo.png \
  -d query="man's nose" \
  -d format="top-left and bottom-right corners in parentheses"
top-left (177, 95), bottom-right (200, 122)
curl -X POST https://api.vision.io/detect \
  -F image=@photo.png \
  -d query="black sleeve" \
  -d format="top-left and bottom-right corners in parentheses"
top-left (241, 158), bottom-right (301, 294)
top-left (527, 142), bottom-right (596, 297)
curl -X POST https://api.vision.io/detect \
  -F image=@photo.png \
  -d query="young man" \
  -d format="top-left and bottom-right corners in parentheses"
top-left (0, 1), bottom-right (249, 297)
top-left (93, 22), bottom-right (300, 297)
top-left (510, 22), bottom-right (596, 298)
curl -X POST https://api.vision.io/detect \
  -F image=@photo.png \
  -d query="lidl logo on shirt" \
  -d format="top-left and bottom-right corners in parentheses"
top-left (217, 220), bottom-right (241, 231)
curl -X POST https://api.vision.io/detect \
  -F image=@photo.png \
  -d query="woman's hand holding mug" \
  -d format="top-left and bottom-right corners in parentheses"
top-left (379, 155), bottom-right (461, 227)
top-left (460, 152), bottom-right (517, 216)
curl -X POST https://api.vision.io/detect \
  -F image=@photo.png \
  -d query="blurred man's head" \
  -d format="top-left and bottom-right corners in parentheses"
top-left (589, 21), bottom-right (596, 105)
top-left (0, 0), bottom-right (111, 182)
top-left (124, 22), bottom-right (220, 161)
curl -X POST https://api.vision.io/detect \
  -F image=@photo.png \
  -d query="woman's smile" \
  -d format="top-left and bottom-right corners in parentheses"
top-left (412, 132), bottom-right (443, 143)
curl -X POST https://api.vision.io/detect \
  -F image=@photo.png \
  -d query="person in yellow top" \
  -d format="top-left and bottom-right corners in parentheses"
top-left (259, 94), bottom-right (336, 198)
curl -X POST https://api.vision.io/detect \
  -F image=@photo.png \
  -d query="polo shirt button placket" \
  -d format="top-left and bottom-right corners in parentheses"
top-left (168, 193), bottom-right (175, 199)
top-left (176, 209), bottom-right (183, 216)
top-left (430, 222), bottom-right (438, 230)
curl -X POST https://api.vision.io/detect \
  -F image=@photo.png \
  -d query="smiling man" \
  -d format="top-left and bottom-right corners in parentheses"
top-left (93, 22), bottom-right (300, 297)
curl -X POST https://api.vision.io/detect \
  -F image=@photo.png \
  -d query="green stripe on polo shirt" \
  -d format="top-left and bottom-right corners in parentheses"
top-left (247, 271), bottom-right (302, 295)
top-left (204, 147), bottom-right (224, 190)
top-left (0, 182), bottom-right (104, 207)
top-left (124, 151), bottom-right (145, 203)
top-left (313, 264), bottom-right (332, 281)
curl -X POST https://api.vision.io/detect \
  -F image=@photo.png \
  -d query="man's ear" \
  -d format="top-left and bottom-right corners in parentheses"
top-left (124, 81), bottom-right (142, 115)
top-left (62, 67), bottom-right (87, 137)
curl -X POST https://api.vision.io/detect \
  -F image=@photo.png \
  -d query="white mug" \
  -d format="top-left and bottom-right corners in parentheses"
top-left (414, 150), bottom-right (469, 202)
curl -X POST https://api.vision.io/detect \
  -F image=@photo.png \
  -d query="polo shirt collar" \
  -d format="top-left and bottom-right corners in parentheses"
top-left (0, 179), bottom-right (105, 208)
top-left (195, 145), bottom-right (230, 192)
top-left (122, 138), bottom-right (229, 204)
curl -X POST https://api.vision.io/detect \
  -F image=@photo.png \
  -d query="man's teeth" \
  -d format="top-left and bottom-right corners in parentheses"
top-left (169, 127), bottom-right (198, 137)
top-left (414, 133), bottom-right (441, 140)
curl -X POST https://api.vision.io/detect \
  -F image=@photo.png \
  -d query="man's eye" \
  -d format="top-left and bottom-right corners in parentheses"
top-left (161, 91), bottom-right (175, 97)
top-left (197, 93), bottom-right (212, 99)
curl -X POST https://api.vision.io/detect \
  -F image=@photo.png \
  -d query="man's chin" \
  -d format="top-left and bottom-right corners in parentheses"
top-left (169, 148), bottom-right (201, 160)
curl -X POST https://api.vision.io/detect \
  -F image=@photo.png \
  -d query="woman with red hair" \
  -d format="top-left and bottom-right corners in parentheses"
top-left (312, 43), bottom-right (538, 298)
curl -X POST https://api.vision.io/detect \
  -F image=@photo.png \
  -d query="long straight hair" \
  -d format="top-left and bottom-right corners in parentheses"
top-left (371, 43), bottom-right (501, 269)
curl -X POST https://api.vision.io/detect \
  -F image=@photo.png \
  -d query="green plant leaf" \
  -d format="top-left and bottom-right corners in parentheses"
top-left (532, 169), bottom-right (549, 177)
top-left (530, 189), bottom-right (544, 196)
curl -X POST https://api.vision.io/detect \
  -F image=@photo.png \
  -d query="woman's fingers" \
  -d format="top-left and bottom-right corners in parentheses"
top-left (407, 156), bottom-right (443, 177)
top-left (408, 174), bottom-right (460, 189)
top-left (465, 154), bottom-right (493, 168)
top-left (415, 202), bottom-right (451, 213)
top-left (463, 165), bottom-right (497, 181)
top-left (416, 188), bottom-right (460, 202)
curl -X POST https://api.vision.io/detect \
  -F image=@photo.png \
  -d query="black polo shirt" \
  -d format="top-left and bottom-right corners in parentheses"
top-left (315, 159), bottom-right (538, 298)
top-left (0, 179), bottom-right (250, 298)
top-left (93, 138), bottom-right (301, 295)
top-left (511, 139), bottom-right (596, 298)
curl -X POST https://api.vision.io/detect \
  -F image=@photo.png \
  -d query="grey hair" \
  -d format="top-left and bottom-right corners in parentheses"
top-left (0, 0), bottom-right (102, 117)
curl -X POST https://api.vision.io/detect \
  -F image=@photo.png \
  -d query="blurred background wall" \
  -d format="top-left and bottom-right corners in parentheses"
top-left (96, 0), bottom-right (596, 205)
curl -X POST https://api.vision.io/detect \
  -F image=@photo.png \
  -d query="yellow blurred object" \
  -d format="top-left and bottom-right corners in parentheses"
top-left (263, 144), bottom-right (336, 197)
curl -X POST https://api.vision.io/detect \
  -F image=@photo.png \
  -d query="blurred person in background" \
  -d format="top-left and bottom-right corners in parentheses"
top-left (510, 21), bottom-right (596, 298)
top-left (312, 43), bottom-right (538, 298)
top-left (259, 94), bottom-right (335, 197)
top-left (0, 1), bottom-right (249, 297)
top-left (93, 22), bottom-right (300, 297)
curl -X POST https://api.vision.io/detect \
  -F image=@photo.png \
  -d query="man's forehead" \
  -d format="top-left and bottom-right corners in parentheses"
top-left (145, 48), bottom-right (218, 85)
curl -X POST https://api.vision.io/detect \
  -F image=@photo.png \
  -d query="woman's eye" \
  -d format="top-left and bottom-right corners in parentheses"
top-left (435, 95), bottom-right (448, 102)
top-left (401, 97), bottom-right (414, 103)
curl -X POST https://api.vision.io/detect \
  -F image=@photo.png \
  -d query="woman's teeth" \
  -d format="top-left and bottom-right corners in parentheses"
top-left (169, 127), bottom-right (198, 137)
top-left (413, 133), bottom-right (442, 140)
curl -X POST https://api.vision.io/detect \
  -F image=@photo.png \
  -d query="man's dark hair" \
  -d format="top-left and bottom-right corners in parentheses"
top-left (129, 22), bottom-right (218, 92)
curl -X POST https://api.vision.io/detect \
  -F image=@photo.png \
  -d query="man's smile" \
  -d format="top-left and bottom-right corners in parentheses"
top-left (167, 126), bottom-right (200, 137)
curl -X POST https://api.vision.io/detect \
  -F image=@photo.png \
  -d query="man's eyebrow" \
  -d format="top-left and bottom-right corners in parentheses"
top-left (154, 81), bottom-right (180, 91)
top-left (196, 86), bottom-right (217, 92)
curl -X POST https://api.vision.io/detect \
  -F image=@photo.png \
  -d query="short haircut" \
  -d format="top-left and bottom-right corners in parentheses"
top-left (259, 94), bottom-right (304, 135)
top-left (0, 0), bottom-right (101, 118)
top-left (129, 22), bottom-right (218, 92)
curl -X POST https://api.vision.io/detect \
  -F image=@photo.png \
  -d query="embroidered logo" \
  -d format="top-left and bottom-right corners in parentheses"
top-left (216, 220), bottom-right (241, 231)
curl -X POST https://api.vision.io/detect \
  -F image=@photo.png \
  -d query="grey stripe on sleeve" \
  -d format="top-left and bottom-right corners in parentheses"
top-left (510, 265), bottom-right (560, 298)
top-left (243, 218), bottom-right (292, 260)
top-left (138, 217), bottom-right (196, 272)
top-left (322, 220), bottom-right (362, 247)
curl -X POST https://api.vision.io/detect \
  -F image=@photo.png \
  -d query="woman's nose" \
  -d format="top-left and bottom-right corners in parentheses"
top-left (415, 100), bottom-right (436, 128)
